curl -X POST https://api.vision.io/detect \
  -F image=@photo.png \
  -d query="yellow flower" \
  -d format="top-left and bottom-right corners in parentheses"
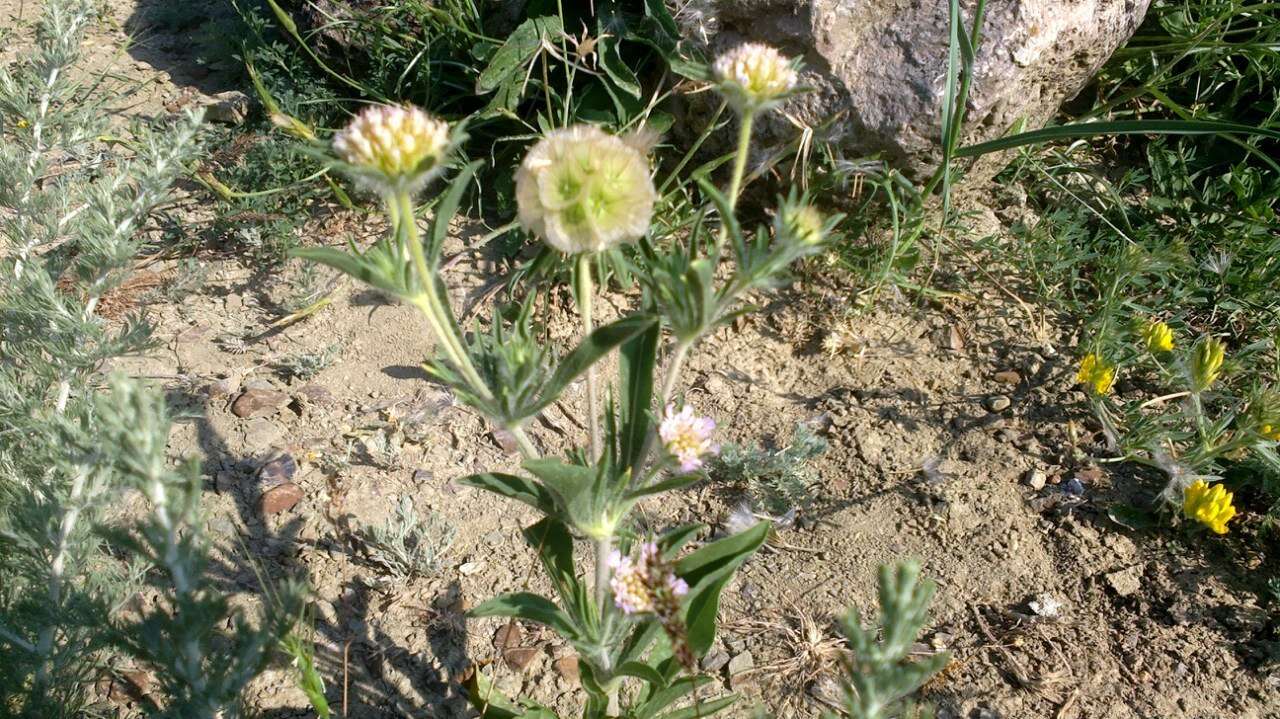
top-left (1190, 336), bottom-right (1225, 392)
top-left (1140, 320), bottom-right (1174, 353)
top-left (1076, 353), bottom-right (1116, 396)
top-left (1182, 480), bottom-right (1236, 534)
top-left (713, 43), bottom-right (798, 112)
top-left (515, 125), bottom-right (656, 255)
top-left (333, 104), bottom-right (451, 191)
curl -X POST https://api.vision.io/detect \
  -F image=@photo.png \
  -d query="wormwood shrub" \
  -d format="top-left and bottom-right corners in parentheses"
top-left (299, 40), bottom-right (946, 717)
top-left (0, 2), bottom-right (303, 715)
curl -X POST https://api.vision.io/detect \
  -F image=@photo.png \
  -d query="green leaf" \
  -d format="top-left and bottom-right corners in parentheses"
top-left (599, 35), bottom-right (642, 99)
top-left (476, 17), bottom-right (542, 93)
top-left (634, 675), bottom-right (717, 719)
top-left (470, 592), bottom-right (579, 640)
top-left (522, 518), bottom-right (579, 609)
top-left (654, 694), bottom-right (737, 719)
top-left (677, 522), bottom-right (769, 657)
top-left (291, 246), bottom-right (373, 285)
top-left (655, 523), bottom-right (703, 558)
top-left (625, 474), bottom-right (701, 502)
top-left (533, 315), bottom-right (657, 414)
top-left (617, 660), bottom-right (667, 689)
top-left (619, 321), bottom-right (660, 470)
top-left (956, 119), bottom-right (1280, 173)
top-left (458, 472), bottom-right (557, 516)
top-left (427, 160), bottom-right (482, 268)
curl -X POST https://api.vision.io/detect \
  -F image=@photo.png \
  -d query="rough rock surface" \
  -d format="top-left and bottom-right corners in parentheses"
top-left (692, 0), bottom-right (1150, 179)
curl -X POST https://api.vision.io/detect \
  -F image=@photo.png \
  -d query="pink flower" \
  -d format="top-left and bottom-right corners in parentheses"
top-left (659, 404), bottom-right (718, 473)
top-left (608, 543), bottom-right (688, 616)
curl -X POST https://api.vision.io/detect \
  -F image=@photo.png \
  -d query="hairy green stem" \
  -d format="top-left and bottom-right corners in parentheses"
top-left (727, 108), bottom-right (755, 211)
top-left (576, 254), bottom-right (602, 460)
top-left (395, 191), bottom-right (542, 459)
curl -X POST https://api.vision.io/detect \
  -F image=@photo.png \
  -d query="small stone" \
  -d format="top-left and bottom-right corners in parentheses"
top-left (493, 623), bottom-right (522, 650)
top-left (503, 647), bottom-right (540, 672)
top-left (1106, 566), bottom-right (1143, 597)
top-left (1028, 593), bottom-right (1063, 618)
top-left (1064, 477), bottom-right (1085, 496)
top-left (232, 388), bottom-right (290, 418)
top-left (1024, 469), bottom-right (1048, 491)
top-left (490, 430), bottom-right (520, 455)
top-left (258, 453), bottom-right (297, 486)
top-left (702, 649), bottom-right (731, 673)
top-left (459, 561), bottom-right (485, 576)
top-left (296, 384), bottom-right (337, 407)
top-left (260, 482), bottom-right (304, 515)
top-left (552, 655), bottom-right (580, 685)
top-left (412, 468), bottom-right (435, 485)
top-left (985, 394), bottom-right (1012, 413)
top-left (727, 651), bottom-right (755, 690)
top-left (994, 370), bottom-right (1022, 385)
top-left (202, 90), bottom-right (254, 124)
top-left (206, 377), bottom-right (237, 399)
top-left (243, 418), bottom-right (283, 450)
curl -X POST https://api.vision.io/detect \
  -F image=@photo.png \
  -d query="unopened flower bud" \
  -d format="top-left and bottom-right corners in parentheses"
top-left (1190, 336), bottom-right (1225, 392)
top-left (1140, 319), bottom-right (1174, 353)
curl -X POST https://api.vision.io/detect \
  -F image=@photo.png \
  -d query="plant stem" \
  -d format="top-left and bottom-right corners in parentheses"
top-left (395, 191), bottom-right (542, 461)
top-left (595, 533), bottom-right (618, 715)
top-left (575, 253), bottom-right (602, 461)
top-left (727, 108), bottom-right (755, 211)
top-left (658, 340), bottom-right (691, 408)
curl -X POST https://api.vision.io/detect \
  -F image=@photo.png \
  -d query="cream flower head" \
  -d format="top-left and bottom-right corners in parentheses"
top-left (333, 104), bottom-right (451, 192)
top-left (713, 42), bottom-right (798, 112)
top-left (515, 125), bottom-right (657, 254)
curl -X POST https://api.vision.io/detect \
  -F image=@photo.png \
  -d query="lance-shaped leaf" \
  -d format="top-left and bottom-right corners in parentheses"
top-left (426, 159), bottom-right (480, 269)
top-left (458, 472), bottom-right (557, 516)
top-left (676, 521), bottom-right (769, 657)
top-left (470, 592), bottom-right (580, 641)
top-left (619, 320), bottom-right (660, 472)
top-left (529, 315), bottom-right (657, 416)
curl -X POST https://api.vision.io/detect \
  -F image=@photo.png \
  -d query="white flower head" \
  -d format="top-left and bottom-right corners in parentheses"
top-left (713, 42), bottom-right (798, 112)
top-left (659, 403), bottom-right (718, 473)
top-left (333, 104), bottom-right (451, 193)
top-left (515, 125), bottom-right (657, 255)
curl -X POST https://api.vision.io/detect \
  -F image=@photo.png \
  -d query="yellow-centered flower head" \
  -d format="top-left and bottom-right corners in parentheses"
top-left (1190, 336), bottom-right (1225, 392)
top-left (515, 125), bottom-right (656, 254)
top-left (1076, 353), bottom-right (1116, 396)
top-left (1182, 479), bottom-right (1236, 534)
top-left (333, 104), bottom-right (450, 190)
top-left (713, 43), bottom-right (797, 112)
top-left (1140, 319), bottom-right (1174, 353)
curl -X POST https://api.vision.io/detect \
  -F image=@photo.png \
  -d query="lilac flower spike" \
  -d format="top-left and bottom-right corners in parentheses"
top-left (659, 404), bottom-right (719, 473)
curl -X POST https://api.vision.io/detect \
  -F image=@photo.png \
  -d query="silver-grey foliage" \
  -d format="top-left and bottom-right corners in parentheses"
top-left (827, 562), bottom-right (950, 719)
top-left (357, 495), bottom-right (457, 579)
top-left (0, 1), bottom-right (302, 714)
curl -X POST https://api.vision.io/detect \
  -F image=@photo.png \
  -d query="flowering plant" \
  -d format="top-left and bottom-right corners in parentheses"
top-left (1081, 319), bottom-right (1280, 535)
top-left (298, 43), bottom-right (841, 718)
